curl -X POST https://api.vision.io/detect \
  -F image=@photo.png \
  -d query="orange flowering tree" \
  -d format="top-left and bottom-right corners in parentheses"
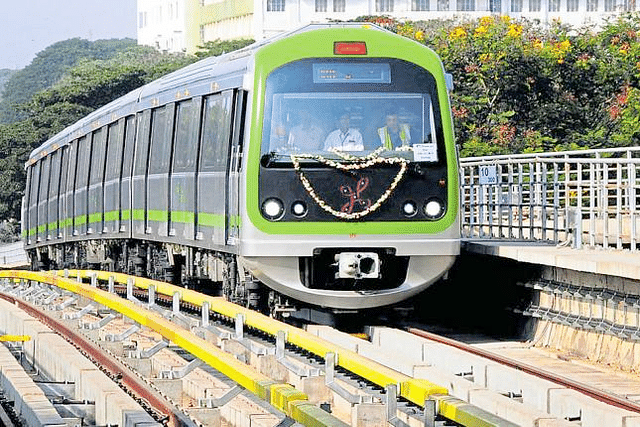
top-left (357, 15), bottom-right (640, 156)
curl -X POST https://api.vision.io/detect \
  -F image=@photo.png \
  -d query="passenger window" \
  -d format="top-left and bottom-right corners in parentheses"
top-left (201, 92), bottom-right (233, 172)
top-left (49, 151), bottom-right (62, 198)
top-left (149, 105), bottom-right (175, 174)
top-left (123, 116), bottom-right (136, 178)
top-left (75, 136), bottom-right (90, 190)
top-left (90, 127), bottom-right (107, 185)
top-left (29, 162), bottom-right (41, 207)
top-left (173, 99), bottom-right (200, 173)
top-left (38, 156), bottom-right (51, 203)
top-left (134, 111), bottom-right (151, 176)
top-left (105, 120), bottom-right (124, 181)
top-left (66, 141), bottom-right (77, 193)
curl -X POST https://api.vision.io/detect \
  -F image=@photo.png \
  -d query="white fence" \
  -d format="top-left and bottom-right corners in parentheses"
top-left (460, 147), bottom-right (640, 251)
top-left (0, 241), bottom-right (29, 268)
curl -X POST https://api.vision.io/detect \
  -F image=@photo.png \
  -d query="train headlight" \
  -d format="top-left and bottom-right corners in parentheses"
top-left (291, 201), bottom-right (307, 218)
top-left (424, 199), bottom-right (445, 219)
top-left (262, 198), bottom-right (285, 220)
top-left (402, 201), bottom-right (418, 217)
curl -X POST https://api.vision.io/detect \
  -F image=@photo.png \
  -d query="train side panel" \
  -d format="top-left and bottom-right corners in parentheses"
top-left (88, 127), bottom-right (107, 235)
top-left (169, 97), bottom-right (201, 242)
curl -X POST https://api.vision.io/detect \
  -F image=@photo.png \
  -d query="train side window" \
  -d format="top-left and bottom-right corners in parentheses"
top-left (90, 127), bottom-right (107, 185)
top-left (123, 116), bottom-right (136, 178)
top-left (29, 162), bottom-right (41, 208)
top-left (75, 135), bottom-right (91, 190)
top-left (134, 110), bottom-right (151, 176)
top-left (149, 104), bottom-right (175, 174)
top-left (173, 98), bottom-right (201, 173)
top-left (49, 150), bottom-right (62, 197)
top-left (201, 92), bottom-right (233, 172)
top-left (105, 120), bottom-right (125, 181)
top-left (38, 156), bottom-right (51, 205)
top-left (66, 141), bottom-right (77, 195)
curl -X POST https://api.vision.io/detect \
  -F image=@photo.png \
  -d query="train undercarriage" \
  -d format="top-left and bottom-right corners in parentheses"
top-left (28, 239), bottom-right (294, 317)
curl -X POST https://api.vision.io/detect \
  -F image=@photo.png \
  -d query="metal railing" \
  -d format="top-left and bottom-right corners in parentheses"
top-left (460, 147), bottom-right (640, 251)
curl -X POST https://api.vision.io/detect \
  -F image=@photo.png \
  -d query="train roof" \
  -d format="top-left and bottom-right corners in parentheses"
top-left (27, 23), bottom-right (390, 164)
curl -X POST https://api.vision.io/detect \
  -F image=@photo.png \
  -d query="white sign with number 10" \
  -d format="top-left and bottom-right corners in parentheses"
top-left (478, 165), bottom-right (497, 185)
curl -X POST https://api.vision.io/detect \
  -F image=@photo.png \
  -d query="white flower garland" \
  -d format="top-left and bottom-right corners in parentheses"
top-left (290, 148), bottom-right (408, 220)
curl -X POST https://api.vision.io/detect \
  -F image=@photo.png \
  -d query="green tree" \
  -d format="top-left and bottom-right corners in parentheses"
top-left (0, 38), bottom-right (137, 123)
top-left (195, 38), bottom-right (255, 58)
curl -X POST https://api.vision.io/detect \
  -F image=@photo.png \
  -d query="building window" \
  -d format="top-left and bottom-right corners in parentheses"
top-left (586, 0), bottom-right (598, 9)
top-left (267, 0), bottom-right (285, 11)
top-left (334, 0), bottom-right (346, 11)
top-left (623, 0), bottom-right (635, 10)
top-left (567, 0), bottom-right (579, 10)
top-left (604, 0), bottom-right (615, 9)
top-left (138, 12), bottom-right (147, 28)
top-left (316, 0), bottom-right (327, 11)
top-left (437, 0), bottom-right (450, 9)
top-left (457, 0), bottom-right (474, 10)
top-left (548, 0), bottom-right (560, 10)
top-left (412, 0), bottom-right (429, 10)
top-left (376, 0), bottom-right (394, 11)
top-left (490, 0), bottom-right (501, 11)
top-left (529, 0), bottom-right (541, 9)
top-left (511, 0), bottom-right (522, 11)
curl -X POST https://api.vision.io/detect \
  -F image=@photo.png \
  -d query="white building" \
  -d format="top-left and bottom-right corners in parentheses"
top-left (138, 0), bottom-right (636, 55)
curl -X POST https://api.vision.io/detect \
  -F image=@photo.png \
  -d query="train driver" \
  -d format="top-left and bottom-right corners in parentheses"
top-left (288, 110), bottom-right (324, 151)
top-left (324, 112), bottom-right (364, 151)
top-left (378, 112), bottom-right (411, 150)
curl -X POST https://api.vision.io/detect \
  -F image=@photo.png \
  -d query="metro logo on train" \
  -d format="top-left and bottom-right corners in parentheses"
top-left (22, 24), bottom-right (460, 319)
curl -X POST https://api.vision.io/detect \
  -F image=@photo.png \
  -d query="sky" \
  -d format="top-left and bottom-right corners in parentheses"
top-left (1, 0), bottom-right (138, 70)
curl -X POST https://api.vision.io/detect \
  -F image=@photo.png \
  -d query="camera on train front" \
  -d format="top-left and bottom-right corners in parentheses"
top-left (335, 252), bottom-right (381, 279)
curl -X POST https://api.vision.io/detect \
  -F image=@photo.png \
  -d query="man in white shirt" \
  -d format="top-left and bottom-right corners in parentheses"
top-left (324, 113), bottom-right (364, 151)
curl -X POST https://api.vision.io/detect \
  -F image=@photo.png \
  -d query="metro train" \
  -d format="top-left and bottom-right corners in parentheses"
top-left (22, 23), bottom-right (460, 318)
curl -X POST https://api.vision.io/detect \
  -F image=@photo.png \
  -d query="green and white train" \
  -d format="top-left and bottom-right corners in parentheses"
top-left (23, 23), bottom-right (460, 317)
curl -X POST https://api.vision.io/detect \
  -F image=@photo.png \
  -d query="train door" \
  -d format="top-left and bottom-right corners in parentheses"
top-left (22, 171), bottom-right (29, 245)
top-left (73, 135), bottom-right (91, 237)
top-left (60, 145), bottom-right (73, 241)
top-left (132, 110), bottom-right (151, 239)
top-left (170, 98), bottom-right (201, 242)
top-left (47, 150), bottom-right (62, 241)
top-left (26, 163), bottom-right (40, 245)
top-left (120, 116), bottom-right (136, 236)
top-left (36, 156), bottom-right (50, 243)
top-left (147, 104), bottom-right (175, 238)
top-left (226, 90), bottom-right (247, 246)
top-left (88, 127), bottom-right (107, 235)
top-left (197, 91), bottom-right (233, 247)
top-left (104, 120), bottom-right (125, 236)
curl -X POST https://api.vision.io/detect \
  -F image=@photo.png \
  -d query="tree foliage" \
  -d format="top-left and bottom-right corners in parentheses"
top-left (358, 14), bottom-right (640, 156)
top-left (0, 42), bottom-right (195, 222)
top-left (195, 38), bottom-right (255, 58)
top-left (0, 38), bottom-right (137, 123)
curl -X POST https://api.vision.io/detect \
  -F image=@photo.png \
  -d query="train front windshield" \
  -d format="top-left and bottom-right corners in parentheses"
top-left (261, 58), bottom-right (445, 164)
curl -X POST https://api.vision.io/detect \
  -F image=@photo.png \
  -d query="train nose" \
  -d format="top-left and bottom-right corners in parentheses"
top-left (335, 252), bottom-right (380, 279)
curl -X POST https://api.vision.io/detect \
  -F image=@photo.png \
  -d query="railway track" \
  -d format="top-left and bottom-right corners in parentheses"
top-left (0, 270), bottom-right (638, 426)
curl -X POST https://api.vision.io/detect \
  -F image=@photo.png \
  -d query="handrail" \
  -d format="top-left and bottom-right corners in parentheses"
top-left (460, 147), bottom-right (640, 251)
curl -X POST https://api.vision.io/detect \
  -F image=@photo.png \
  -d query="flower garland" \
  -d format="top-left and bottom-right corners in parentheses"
top-left (290, 148), bottom-right (408, 220)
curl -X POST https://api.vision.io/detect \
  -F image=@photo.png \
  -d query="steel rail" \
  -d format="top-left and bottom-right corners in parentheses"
top-left (0, 271), bottom-right (350, 427)
top-left (54, 269), bottom-right (448, 406)
top-left (55, 270), bottom-right (518, 427)
top-left (0, 292), bottom-right (185, 427)
top-left (0, 270), bottom-right (519, 426)
top-left (407, 327), bottom-right (640, 415)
